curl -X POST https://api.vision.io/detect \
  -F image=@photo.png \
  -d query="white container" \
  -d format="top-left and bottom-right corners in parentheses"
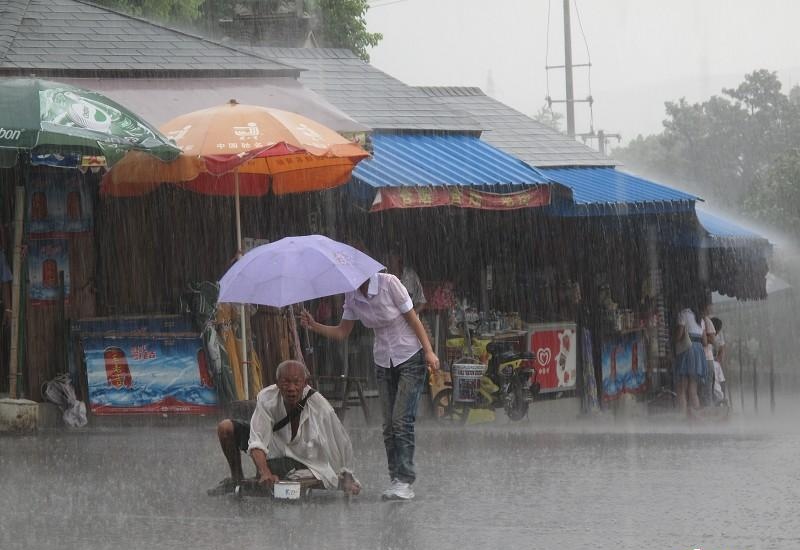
top-left (273, 481), bottom-right (302, 500)
top-left (451, 362), bottom-right (487, 402)
top-left (0, 398), bottom-right (38, 433)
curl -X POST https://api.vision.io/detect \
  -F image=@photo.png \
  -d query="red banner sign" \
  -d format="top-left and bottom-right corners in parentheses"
top-left (370, 185), bottom-right (551, 211)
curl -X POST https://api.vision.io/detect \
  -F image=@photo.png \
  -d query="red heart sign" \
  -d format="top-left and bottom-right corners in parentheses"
top-left (537, 347), bottom-right (552, 367)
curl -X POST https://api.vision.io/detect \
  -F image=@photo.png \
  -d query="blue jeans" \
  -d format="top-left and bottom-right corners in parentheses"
top-left (375, 349), bottom-right (427, 484)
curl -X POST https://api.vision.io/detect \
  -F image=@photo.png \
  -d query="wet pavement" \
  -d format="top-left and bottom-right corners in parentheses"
top-left (2, 402), bottom-right (800, 550)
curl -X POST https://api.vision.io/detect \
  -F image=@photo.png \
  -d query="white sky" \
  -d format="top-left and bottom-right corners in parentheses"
top-left (366, 0), bottom-right (800, 147)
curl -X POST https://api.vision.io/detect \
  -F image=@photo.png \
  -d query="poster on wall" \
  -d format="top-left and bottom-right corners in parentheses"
top-left (83, 335), bottom-right (217, 415)
top-left (527, 323), bottom-right (577, 393)
top-left (601, 332), bottom-right (647, 401)
top-left (27, 238), bottom-right (70, 306)
top-left (28, 168), bottom-right (93, 235)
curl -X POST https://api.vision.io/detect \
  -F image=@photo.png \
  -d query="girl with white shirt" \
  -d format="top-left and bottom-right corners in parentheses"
top-left (674, 299), bottom-right (709, 415)
top-left (301, 272), bottom-right (439, 501)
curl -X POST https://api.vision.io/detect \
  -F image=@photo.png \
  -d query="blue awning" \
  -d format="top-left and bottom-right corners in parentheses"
top-left (353, 133), bottom-right (551, 189)
top-left (696, 209), bottom-right (772, 248)
top-left (539, 167), bottom-right (697, 215)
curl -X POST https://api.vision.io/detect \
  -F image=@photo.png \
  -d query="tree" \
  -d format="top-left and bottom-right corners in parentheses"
top-left (532, 106), bottom-right (563, 132)
top-left (745, 148), bottom-right (800, 241)
top-left (94, 0), bottom-right (204, 23)
top-left (309, 0), bottom-right (382, 61)
top-left (95, 0), bottom-right (382, 62)
top-left (614, 70), bottom-right (800, 209)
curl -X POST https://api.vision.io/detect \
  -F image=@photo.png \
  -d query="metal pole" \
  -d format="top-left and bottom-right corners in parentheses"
top-left (738, 306), bottom-right (744, 412)
top-left (234, 170), bottom-right (249, 399)
top-left (563, 0), bottom-right (575, 137)
top-left (8, 186), bottom-right (25, 398)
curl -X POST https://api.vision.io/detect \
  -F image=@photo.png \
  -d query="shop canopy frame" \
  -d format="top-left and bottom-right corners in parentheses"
top-left (350, 132), bottom-right (572, 212)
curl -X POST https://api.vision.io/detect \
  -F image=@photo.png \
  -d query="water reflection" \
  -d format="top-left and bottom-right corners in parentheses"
top-left (1, 407), bottom-right (799, 550)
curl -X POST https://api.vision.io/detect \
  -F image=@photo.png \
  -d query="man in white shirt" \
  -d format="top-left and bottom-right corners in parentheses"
top-left (207, 360), bottom-right (360, 496)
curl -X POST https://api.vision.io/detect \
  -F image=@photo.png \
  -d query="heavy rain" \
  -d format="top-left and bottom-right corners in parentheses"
top-left (1, 1), bottom-right (799, 550)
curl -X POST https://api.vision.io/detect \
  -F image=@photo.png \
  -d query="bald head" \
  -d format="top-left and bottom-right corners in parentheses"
top-left (276, 360), bottom-right (309, 408)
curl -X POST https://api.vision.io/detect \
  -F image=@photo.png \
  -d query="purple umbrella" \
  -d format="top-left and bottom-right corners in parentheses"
top-left (218, 234), bottom-right (385, 308)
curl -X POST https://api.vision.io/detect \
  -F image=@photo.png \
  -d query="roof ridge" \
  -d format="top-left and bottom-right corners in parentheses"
top-left (0, 0), bottom-right (31, 60)
top-left (72, 0), bottom-right (298, 72)
top-left (244, 45), bottom-right (361, 60)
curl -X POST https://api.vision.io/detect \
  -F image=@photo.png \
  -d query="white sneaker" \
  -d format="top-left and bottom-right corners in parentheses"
top-left (383, 480), bottom-right (414, 501)
top-left (381, 479), bottom-right (399, 499)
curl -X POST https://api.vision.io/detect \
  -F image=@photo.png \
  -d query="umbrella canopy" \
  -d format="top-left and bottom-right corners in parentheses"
top-left (0, 78), bottom-right (180, 163)
top-left (100, 100), bottom-right (370, 197)
top-left (218, 235), bottom-right (385, 308)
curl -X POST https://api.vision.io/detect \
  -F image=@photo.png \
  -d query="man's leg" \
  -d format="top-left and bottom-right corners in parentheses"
top-left (208, 419), bottom-right (250, 495)
top-left (218, 419), bottom-right (245, 480)
top-left (391, 351), bottom-right (427, 485)
top-left (375, 365), bottom-right (399, 482)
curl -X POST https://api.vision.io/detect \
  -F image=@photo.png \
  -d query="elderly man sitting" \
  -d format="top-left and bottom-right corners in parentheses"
top-left (208, 359), bottom-right (360, 496)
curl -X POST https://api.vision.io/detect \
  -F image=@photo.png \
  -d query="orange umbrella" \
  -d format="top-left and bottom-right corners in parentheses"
top-left (101, 100), bottom-right (369, 197)
top-left (100, 100), bottom-right (370, 397)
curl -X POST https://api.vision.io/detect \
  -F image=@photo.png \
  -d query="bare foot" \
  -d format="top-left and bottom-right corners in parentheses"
top-left (340, 472), bottom-right (361, 496)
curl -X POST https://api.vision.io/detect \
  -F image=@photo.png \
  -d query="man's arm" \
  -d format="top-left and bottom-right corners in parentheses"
top-left (250, 449), bottom-right (279, 486)
top-left (247, 395), bottom-right (278, 486)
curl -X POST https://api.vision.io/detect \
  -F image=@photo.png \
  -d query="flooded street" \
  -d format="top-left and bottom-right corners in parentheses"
top-left (3, 403), bottom-right (799, 550)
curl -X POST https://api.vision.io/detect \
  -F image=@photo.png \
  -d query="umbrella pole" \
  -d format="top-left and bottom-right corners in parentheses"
top-left (8, 186), bottom-right (25, 398)
top-left (235, 170), bottom-right (249, 399)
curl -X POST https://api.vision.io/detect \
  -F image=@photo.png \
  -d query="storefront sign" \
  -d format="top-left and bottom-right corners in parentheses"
top-left (370, 185), bottom-right (551, 212)
top-left (83, 335), bottom-right (217, 415)
top-left (601, 332), bottom-right (646, 401)
top-left (527, 323), bottom-right (577, 393)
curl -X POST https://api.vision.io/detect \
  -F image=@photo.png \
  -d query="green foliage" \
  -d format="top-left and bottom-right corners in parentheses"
top-left (532, 106), bottom-right (563, 132)
top-left (745, 148), bottom-right (800, 240)
top-left (95, 0), bottom-right (382, 61)
top-left (94, 0), bottom-right (204, 23)
top-left (310, 0), bottom-right (382, 61)
top-left (614, 70), bottom-right (800, 216)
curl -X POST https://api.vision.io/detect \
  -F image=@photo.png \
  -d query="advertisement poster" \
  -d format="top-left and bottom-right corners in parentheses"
top-left (527, 323), bottom-right (577, 393)
top-left (28, 168), bottom-right (93, 235)
top-left (83, 335), bottom-right (217, 415)
top-left (601, 332), bottom-right (647, 401)
top-left (27, 238), bottom-right (70, 305)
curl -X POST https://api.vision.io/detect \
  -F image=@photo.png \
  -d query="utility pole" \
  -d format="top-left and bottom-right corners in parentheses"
top-left (563, 0), bottom-right (575, 137)
top-left (546, 0), bottom-right (592, 138)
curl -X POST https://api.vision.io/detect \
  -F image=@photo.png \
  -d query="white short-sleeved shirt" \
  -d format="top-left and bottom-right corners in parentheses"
top-left (677, 308), bottom-right (705, 337)
top-left (342, 273), bottom-right (421, 368)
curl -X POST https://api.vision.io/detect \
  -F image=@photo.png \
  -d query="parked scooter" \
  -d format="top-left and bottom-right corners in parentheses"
top-left (431, 309), bottom-right (539, 423)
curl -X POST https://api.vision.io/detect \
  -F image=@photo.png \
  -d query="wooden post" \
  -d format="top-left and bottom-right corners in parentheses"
top-left (8, 186), bottom-right (25, 398)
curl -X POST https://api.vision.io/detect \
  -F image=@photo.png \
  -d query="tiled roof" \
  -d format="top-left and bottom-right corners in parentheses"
top-left (246, 47), bottom-right (613, 165)
top-left (416, 86), bottom-right (616, 167)
top-left (247, 46), bottom-right (483, 132)
top-left (0, 0), bottom-right (298, 76)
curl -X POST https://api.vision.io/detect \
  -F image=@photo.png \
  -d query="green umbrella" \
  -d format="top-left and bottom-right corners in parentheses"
top-left (0, 78), bottom-right (180, 164)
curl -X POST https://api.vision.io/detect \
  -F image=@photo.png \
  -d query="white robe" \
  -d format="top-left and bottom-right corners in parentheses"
top-left (247, 385), bottom-right (355, 490)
